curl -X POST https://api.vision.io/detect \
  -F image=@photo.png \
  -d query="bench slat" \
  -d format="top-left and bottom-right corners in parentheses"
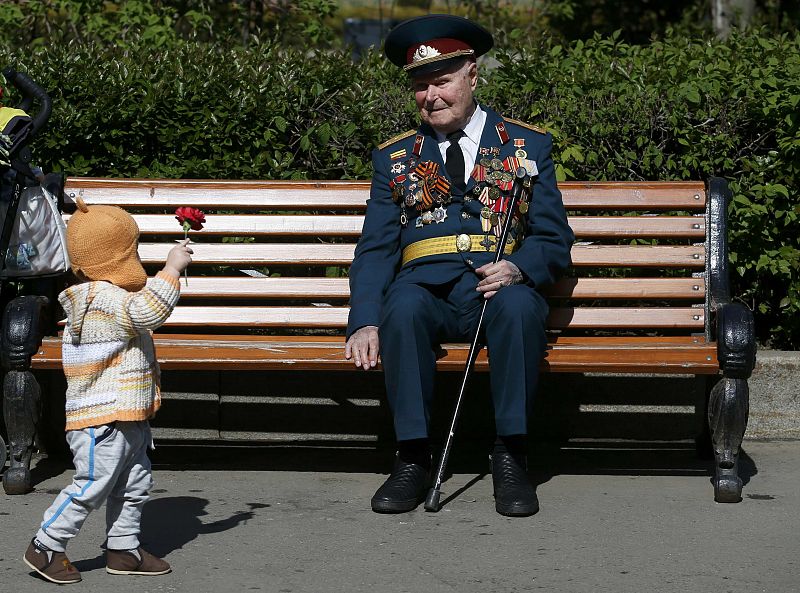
top-left (64, 179), bottom-right (372, 209)
top-left (32, 334), bottom-right (718, 374)
top-left (152, 306), bottom-right (704, 329)
top-left (569, 217), bottom-right (705, 238)
top-left (176, 276), bottom-right (705, 300)
top-left (138, 243), bottom-right (706, 267)
top-left (64, 178), bottom-right (706, 210)
top-left (65, 213), bottom-right (706, 239)
top-left (561, 183), bottom-right (706, 210)
top-left (544, 277), bottom-right (705, 299)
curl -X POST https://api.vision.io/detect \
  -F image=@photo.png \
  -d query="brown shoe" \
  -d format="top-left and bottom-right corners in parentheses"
top-left (106, 547), bottom-right (171, 576)
top-left (23, 539), bottom-right (82, 584)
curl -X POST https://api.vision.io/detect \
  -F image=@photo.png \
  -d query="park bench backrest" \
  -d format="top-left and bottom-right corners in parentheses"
top-left (62, 178), bottom-right (712, 340)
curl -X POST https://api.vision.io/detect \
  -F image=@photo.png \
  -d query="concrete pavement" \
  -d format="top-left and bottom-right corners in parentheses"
top-left (1, 440), bottom-right (798, 593)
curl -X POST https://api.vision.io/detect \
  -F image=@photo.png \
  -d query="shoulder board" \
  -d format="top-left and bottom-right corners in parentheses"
top-left (377, 129), bottom-right (416, 150)
top-left (504, 118), bottom-right (547, 135)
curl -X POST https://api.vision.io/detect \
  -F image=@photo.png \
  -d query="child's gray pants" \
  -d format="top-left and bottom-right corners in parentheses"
top-left (36, 420), bottom-right (153, 552)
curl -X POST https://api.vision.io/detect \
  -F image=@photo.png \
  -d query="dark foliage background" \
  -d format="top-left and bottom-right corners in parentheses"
top-left (0, 2), bottom-right (797, 348)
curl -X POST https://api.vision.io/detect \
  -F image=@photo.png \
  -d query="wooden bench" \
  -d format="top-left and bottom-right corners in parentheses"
top-left (14, 176), bottom-right (756, 501)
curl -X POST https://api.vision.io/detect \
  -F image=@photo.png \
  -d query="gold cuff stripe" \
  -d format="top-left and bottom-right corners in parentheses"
top-left (402, 234), bottom-right (515, 266)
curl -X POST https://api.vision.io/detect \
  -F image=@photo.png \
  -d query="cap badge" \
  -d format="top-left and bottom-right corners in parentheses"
top-left (412, 45), bottom-right (441, 62)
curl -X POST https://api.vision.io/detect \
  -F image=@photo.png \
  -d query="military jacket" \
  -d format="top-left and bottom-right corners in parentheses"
top-left (347, 105), bottom-right (574, 338)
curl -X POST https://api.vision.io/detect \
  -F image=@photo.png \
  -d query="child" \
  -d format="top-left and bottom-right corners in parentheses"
top-left (23, 197), bottom-right (192, 584)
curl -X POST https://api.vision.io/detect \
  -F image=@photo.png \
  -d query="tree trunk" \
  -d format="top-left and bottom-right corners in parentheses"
top-left (712, 0), bottom-right (756, 38)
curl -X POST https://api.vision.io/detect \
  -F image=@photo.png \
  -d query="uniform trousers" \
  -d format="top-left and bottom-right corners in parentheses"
top-left (36, 420), bottom-right (153, 552)
top-left (379, 270), bottom-right (549, 441)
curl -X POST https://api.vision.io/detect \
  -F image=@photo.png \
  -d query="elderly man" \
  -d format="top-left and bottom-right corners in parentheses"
top-left (345, 15), bottom-right (574, 516)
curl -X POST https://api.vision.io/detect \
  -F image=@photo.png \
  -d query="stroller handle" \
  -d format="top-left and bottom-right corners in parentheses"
top-left (2, 67), bottom-right (52, 139)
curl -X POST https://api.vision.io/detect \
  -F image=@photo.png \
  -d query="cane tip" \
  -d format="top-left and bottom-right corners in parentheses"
top-left (424, 488), bottom-right (441, 512)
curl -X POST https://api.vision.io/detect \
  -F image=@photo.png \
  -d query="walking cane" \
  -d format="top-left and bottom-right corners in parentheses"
top-left (424, 167), bottom-right (533, 512)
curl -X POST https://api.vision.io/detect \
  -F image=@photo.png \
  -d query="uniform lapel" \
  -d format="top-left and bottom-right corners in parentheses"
top-left (417, 123), bottom-right (444, 169)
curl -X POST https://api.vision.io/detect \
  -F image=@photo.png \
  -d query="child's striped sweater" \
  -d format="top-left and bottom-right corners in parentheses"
top-left (58, 271), bottom-right (180, 430)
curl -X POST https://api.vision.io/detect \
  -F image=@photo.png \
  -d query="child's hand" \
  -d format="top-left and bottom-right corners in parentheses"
top-left (163, 239), bottom-right (193, 278)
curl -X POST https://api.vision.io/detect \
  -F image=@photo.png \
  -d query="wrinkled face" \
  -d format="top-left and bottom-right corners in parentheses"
top-left (412, 60), bottom-right (478, 134)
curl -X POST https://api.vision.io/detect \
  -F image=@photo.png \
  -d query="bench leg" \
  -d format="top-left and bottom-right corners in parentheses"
top-left (2, 370), bottom-right (42, 494)
top-left (707, 376), bottom-right (749, 503)
top-left (1, 295), bottom-right (48, 495)
top-left (0, 433), bottom-right (6, 473)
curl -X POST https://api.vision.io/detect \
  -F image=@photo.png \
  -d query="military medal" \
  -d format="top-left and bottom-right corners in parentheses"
top-left (480, 234), bottom-right (495, 251)
top-left (432, 205), bottom-right (448, 224)
top-left (412, 161), bottom-right (452, 211)
top-left (412, 134), bottom-right (425, 157)
top-left (495, 121), bottom-right (510, 144)
top-left (480, 206), bottom-right (492, 232)
top-left (514, 139), bottom-right (527, 159)
top-left (389, 179), bottom-right (402, 204)
top-left (471, 163), bottom-right (486, 183)
top-left (391, 162), bottom-right (406, 174)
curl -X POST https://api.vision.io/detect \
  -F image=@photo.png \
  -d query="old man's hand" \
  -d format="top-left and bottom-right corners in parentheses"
top-left (476, 260), bottom-right (524, 299)
top-left (345, 325), bottom-right (380, 370)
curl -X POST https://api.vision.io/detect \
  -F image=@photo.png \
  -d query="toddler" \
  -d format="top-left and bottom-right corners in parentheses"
top-left (23, 197), bottom-right (192, 584)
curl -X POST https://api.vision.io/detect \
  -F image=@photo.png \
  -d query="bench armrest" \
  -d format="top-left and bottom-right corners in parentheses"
top-left (707, 176), bottom-right (732, 309)
top-left (706, 177), bottom-right (756, 379)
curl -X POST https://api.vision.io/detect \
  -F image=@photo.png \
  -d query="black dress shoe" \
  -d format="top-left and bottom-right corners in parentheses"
top-left (491, 451), bottom-right (539, 517)
top-left (371, 456), bottom-right (429, 513)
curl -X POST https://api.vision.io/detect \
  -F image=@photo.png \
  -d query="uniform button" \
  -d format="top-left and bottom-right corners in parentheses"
top-left (466, 258), bottom-right (474, 266)
top-left (461, 211), bottom-right (471, 219)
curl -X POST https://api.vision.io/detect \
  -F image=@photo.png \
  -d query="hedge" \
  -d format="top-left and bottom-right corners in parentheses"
top-left (0, 29), bottom-right (797, 347)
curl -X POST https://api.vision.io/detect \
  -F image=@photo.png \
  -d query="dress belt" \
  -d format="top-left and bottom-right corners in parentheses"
top-left (401, 233), bottom-right (516, 266)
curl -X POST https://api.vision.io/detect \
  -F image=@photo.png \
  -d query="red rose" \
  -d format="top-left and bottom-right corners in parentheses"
top-left (175, 206), bottom-right (206, 231)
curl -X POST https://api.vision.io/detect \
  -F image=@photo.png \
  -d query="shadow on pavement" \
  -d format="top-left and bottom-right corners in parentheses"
top-left (70, 496), bottom-right (265, 573)
top-left (140, 496), bottom-right (266, 557)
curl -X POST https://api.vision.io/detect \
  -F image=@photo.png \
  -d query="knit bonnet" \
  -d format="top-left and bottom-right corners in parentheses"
top-left (66, 197), bottom-right (147, 291)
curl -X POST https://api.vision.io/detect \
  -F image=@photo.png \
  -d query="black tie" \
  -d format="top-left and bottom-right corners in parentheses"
top-left (445, 130), bottom-right (467, 193)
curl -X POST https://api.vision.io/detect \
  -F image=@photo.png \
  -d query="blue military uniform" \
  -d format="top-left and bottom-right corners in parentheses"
top-left (348, 105), bottom-right (574, 441)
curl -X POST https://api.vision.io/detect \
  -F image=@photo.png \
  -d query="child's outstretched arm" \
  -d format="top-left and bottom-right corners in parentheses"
top-left (119, 240), bottom-right (193, 332)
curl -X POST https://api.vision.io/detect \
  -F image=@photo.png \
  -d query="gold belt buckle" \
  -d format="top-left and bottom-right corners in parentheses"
top-left (455, 234), bottom-right (472, 253)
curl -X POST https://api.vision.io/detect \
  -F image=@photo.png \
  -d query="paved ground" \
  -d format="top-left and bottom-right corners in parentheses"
top-left (1, 440), bottom-right (798, 593)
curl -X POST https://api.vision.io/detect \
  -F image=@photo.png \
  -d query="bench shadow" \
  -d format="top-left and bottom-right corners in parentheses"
top-left (431, 440), bottom-right (759, 509)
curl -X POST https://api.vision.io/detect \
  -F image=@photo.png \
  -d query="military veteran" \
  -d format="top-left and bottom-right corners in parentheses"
top-left (345, 15), bottom-right (574, 516)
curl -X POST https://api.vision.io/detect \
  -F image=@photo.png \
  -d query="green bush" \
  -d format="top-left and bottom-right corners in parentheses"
top-left (484, 30), bottom-right (799, 349)
top-left (0, 29), bottom-right (797, 347)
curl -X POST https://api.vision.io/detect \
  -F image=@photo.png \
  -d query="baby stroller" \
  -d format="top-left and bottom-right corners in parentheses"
top-left (1, 67), bottom-right (68, 493)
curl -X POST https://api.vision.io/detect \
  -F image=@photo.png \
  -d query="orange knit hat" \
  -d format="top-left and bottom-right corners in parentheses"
top-left (66, 197), bottom-right (147, 291)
